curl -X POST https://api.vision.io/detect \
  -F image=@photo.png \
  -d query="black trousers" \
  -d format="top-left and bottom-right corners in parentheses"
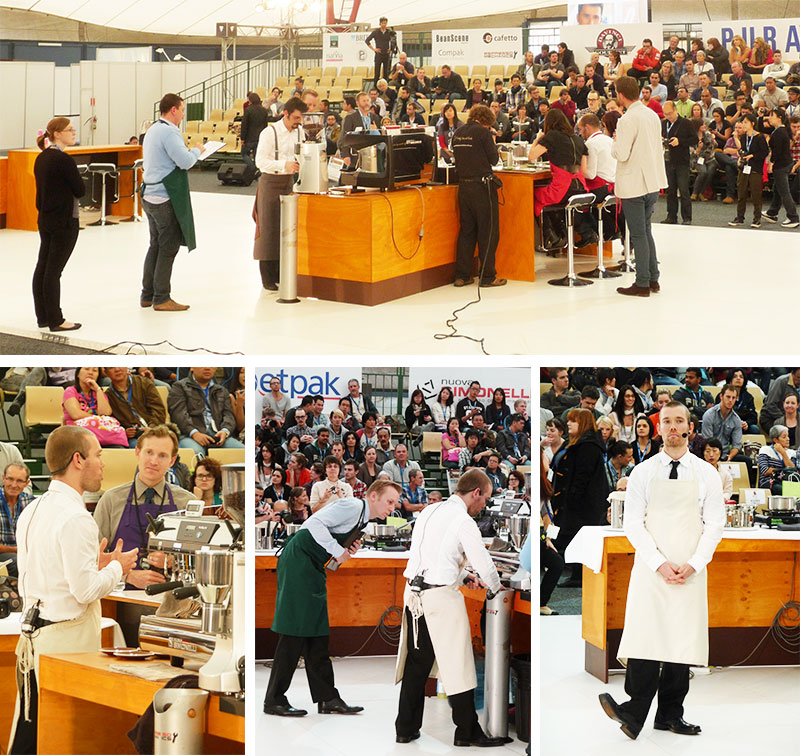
top-left (259, 259), bottom-right (280, 288)
top-left (618, 658), bottom-right (690, 727)
top-left (32, 221), bottom-right (79, 328)
top-left (455, 181), bottom-right (499, 282)
top-left (264, 633), bottom-right (338, 706)
top-left (395, 609), bottom-right (481, 739)
top-left (374, 53), bottom-right (392, 84)
top-left (540, 540), bottom-right (565, 606)
top-left (9, 668), bottom-right (37, 755)
top-left (665, 161), bottom-right (691, 222)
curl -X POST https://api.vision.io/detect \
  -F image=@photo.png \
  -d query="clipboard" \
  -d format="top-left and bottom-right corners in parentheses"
top-left (196, 140), bottom-right (225, 160)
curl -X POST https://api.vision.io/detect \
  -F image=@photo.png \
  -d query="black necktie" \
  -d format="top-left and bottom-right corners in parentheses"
top-left (144, 487), bottom-right (156, 507)
top-left (669, 460), bottom-right (680, 480)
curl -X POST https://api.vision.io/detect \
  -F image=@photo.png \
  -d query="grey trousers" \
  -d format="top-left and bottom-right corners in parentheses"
top-left (142, 198), bottom-right (183, 305)
top-left (620, 192), bottom-right (659, 288)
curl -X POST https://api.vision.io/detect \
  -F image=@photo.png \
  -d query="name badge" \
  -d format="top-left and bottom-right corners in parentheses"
top-left (697, 156), bottom-right (705, 165)
top-left (743, 165), bottom-right (752, 174)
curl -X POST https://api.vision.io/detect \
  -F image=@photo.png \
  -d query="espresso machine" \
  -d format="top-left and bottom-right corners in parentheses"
top-left (295, 112), bottom-right (328, 194)
top-left (139, 464), bottom-right (245, 696)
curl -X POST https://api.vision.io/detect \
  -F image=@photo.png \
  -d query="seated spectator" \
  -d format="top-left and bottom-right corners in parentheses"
top-left (639, 85), bottom-right (663, 117)
top-left (507, 470), bottom-right (526, 496)
top-left (703, 437), bottom-right (733, 497)
top-left (699, 88), bottom-right (724, 121)
top-left (356, 412), bottom-right (379, 449)
top-left (604, 49), bottom-right (624, 91)
top-left (540, 417), bottom-right (567, 472)
top-left (630, 37), bottom-right (661, 81)
top-left (584, 63), bottom-right (605, 94)
top-left (105, 367), bottom-right (167, 448)
top-left (408, 67), bottom-right (432, 101)
top-left (690, 117), bottom-right (718, 200)
top-left (263, 468), bottom-right (289, 505)
top-left (550, 88), bottom-right (576, 123)
top-left (568, 74), bottom-right (592, 110)
top-left (405, 389), bottom-right (435, 435)
top-left (535, 51), bottom-right (567, 95)
top-left (701, 384), bottom-right (746, 468)
top-left (375, 426), bottom-right (394, 465)
top-left (715, 119), bottom-right (744, 203)
top-left (429, 386), bottom-right (455, 428)
top-left (673, 368), bottom-right (716, 417)
top-left (284, 486), bottom-right (312, 523)
top-left (497, 413), bottom-right (531, 468)
top-left (281, 432), bottom-right (301, 460)
top-left (534, 44), bottom-right (550, 65)
top-left (399, 468), bottom-right (428, 518)
top-left (303, 426), bottom-right (332, 465)
top-left (324, 113), bottom-right (341, 154)
top-left (285, 452), bottom-right (310, 488)
top-left (672, 49), bottom-right (687, 79)
top-left (459, 429), bottom-right (491, 470)
top-left (706, 37), bottom-right (730, 76)
top-left (485, 453), bottom-right (507, 495)
top-left (63, 367), bottom-right (128, 448)
top-left (605, 440), bottom-right (633, 490)
top-left (342, 430), bottom-right (365, 464)
top-left (389, 51), bottom-right (415, 88)
top-left (397, 101), bottom-right (425, 125)
top-left (694, 49), bottom-right (715, 80)
top-left (191, 456), bottom-right (223, 511)
top-left (358, 446), bottom-right (381, 487)
top-left (484, 388), bottom-right (510, 430)
top-left (431, 64), bottom-right (467, 103)
top-left (455, 381), bottom-right (484, 427)
top-left (527, 86), bottom-right (545, 115)
top-left (376, 78), bottom-right (397, 112)
top-left (510, 104), bottom-right (536, 143)
top-left (755, 76), bottom-right (789, 111)
top-left (632, 415), bottom-right (661, 464)
top-left (534, 99), bottom-right (551, 131)
top-left (381, 443), bottom-right (420, 485)
top-left (465, 77), bottom-right (491, 110)
top-left (646, 71), bottom-right (668, 103)
top-left (541, 368), bottom-right (580, 414)
top-left (744, 36), bottom-right (773, 75)
top-left (575, 90), bottom-right (605, 127)
top-left (707, 107), bottom-right (733, 149)
top-left (560, 385), bottom-right (602, 422)
top-left (310, 456), bottom-right (353, 512)
top-left (489, 100), bottom-right (512, 142)
top-left (441, 416), bottom-right (466, 468)
top-left (391, 86), bottom-right (419, 121)
top-left (168, 367), bottom-right (245, 456)
top-left (758, 424), bottom-right (798, 489)
top-left (785, 88), bottom-right (800, 119)
top-left (437, 103), bottom-right (461, 161)
top-left (490, 79), bottom-right (507, 108)
top-left (661, 35), bottom-right (686, 63)
top-left (597, 416), bottom-right (617, 455)
top-left (256, 442), bottom-right (279, 489)
top-left (609, 384), bottom-right (644, 443)
top-left (679, 58), bottom-right (700, 94)
top-left (0, 463), bottom-right (32, 576)
top-left (283, 406), bottom-right (318, 446)
top-left (517, 50), bottom-right (540, 86)
top-left (595, 368), bottom-right (619, 416)
top-left (690, 72), bottom-right (719, 102)
top-left (262, 375), bottom-right (291, 425)
top-left (577, 113), bottom-right (615, 196)
top-left (308, 395), bottom-right (329, 429)
top-left (774, 391), bottom-right (800, 447)
top-left (343, 459), bottom-right (367, 498)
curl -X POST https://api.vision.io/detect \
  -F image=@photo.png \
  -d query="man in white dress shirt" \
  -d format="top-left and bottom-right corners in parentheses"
top-left (252, 96), bottom-right (307, 291)
top-left (599, 401), bottom-right (725, 740)
top-left (9, 426), bottom-right (137, 753)
top-left (394, 468), bottom-right (506, 748)
top-left (611, 76), bottom-right (668, 298)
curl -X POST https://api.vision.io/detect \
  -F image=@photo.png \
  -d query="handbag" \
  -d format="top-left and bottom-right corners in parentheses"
top-left (74, 414), bottom-right (129, 447)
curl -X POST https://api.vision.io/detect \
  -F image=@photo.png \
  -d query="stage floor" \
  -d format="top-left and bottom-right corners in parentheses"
top-left (0, 189), bottom-right (792, 354)
top-left (541, 615), bottom-right (800, 755)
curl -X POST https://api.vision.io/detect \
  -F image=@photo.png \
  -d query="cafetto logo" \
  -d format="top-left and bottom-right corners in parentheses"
top-left (483, 33), bottom-right (518, 44)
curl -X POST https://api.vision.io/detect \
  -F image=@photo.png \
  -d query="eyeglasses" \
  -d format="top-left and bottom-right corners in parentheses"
top-left (195, 473), bottom-right (215, 481)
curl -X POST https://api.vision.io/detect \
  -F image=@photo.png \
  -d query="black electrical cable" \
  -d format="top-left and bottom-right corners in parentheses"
top-left (98, 340), bottom-right (244, 355)
top-left (379, 185), bottom-right (426, 261)
top-left (335, 606), bottom-right (404, 658)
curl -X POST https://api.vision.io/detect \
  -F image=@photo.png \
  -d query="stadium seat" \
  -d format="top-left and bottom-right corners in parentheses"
top-left (323, 66), bottom-right (338, 78)
top-left (24, 387), bottom-right (64, 431)
top-left (307, 66), bottom-right (323, 78)
top-left (155, 386), bottom-right (170, 422)
top-left (454, 66), bottom-right (469, 78)
top-left (451, 98), bottom-right (467, 112)
top-left (506, 64), bottom-right (518, 79)
top-left (488, 64), bottom-right (506, 80)
top-left (354, 66), bottom-right (369, 78)
top-left (339, 66), bottom-right (354, 77)
top-left (209, 109), bottom-right (224, 121)
top-left (208, 448), bottom-right (247, 466)
top-left (327, 87), bottom-right (344, 103)
top-left (318, 76), bottom-right (334, 89)
top-left (185, 120), bottom-right (200, 133)
top-left (295, 67), bottom-right (308, 77)
top-left (332, 76), bottom-right (350, 89)
top-left (99, 449), bottom-right (138, 492)
top-left (254, 87), bottom-right (267, 99)
top-left (471, 65), bottom-right (487, 81)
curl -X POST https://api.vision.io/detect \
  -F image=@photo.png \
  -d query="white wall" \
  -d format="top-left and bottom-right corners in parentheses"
top-left (0, 62), bottom-right (56, 150)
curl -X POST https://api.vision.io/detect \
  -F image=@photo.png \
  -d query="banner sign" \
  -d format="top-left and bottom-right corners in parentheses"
top-left (323, 31), bottom-right (404, 68)
top-left (431, 28), bottom-right (522, 69)
top-left (701, 18), bottom-right (800, 54)
top-left (566, 1), bottom-right (647, 26)
top-left (255, 367), bottom-right (362, 413)
top-left (407, 367), bottom-right (530, 413)
top-left (559, 22), bottom-right (662, 69)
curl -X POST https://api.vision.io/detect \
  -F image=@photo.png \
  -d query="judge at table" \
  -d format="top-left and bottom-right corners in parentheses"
top-left (263, 479), bottom-right (400, 718)
top-left (599, 401), bottom-right (725, 739)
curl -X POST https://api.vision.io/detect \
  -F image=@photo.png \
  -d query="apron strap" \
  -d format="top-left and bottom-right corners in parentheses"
top-left (17, 634), bottom-right (34, 722)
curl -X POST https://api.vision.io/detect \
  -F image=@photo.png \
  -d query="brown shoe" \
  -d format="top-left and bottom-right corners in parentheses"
top-left (153, 299), bottom-right (190, 311)
top-left (616, 284), bottom-right (650, 298)
top-left (454, 278), bottom-right (474, 287)
top-left (480, 278), bottom-right (508, 287)
top-left (140, 301), bottom-right (152, 308)
top-left (649, 281), bottom-right (660, 293)
top-left (722, 196), bottom-right (735, 204)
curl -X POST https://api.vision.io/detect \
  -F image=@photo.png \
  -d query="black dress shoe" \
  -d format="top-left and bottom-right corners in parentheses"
top-left (598, 693), bottom-right (641, 740)
top-left (49, 322), bottom-right (82, 332)
top-left (317, 697), bottom-right (364, 714)
top-left (559, 578), bottom-right (582, 588)
top-left (454, 733), bottom-right (507, 747)
top-left (617, 284), bottom-right (650, 298)
top-left (263, 282), bottom-right (279, 291)
top-left (263, 702), bottom-right (308, 716)
top-left (661, 217), bottom-right (677, 224)
top-left (396, 731), bottom-right (421, 743)
top-left (654, 718), bottom-right (701, 735)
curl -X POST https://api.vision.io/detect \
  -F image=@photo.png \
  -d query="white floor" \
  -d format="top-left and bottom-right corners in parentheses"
top-left (541, 615), bottom-right (800, 755)
top-left (255, 656), bottom-right (528, 754)
top-left (1, 190), bottom-right (796, 354)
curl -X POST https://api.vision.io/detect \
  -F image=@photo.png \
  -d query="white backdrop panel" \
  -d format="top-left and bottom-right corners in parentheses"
top-left (0, 63), bottom-right (27, 150)
top-left (108, 62), bottom-right (137, 143)
top-left (701, 18), bottom-right (800, 55)
top-left (407, 367), bottom-right (531, 412)
top-left (135, 63), bottom-right (163, 131)
top-left (255, 368), bottom-right (364, 414)
top-left (23, 63), bottom-right (56, 150)
top-left (54, 66), bottom-right (71, 115)
top-left (560, 22), bottom-right (663, 69)
top-left (160, 64), bottom-right (188, 100)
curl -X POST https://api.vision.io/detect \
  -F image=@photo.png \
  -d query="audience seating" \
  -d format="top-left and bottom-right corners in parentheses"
top-left (307, 66), bottom-right (323, 78)
top-left (209, 108), bottom-right (224, 121)
top-left (339, 66), bottom-right (354, 77)
top-left (207, 448), bottom-right (247, 466)
top-left (99, 449), bottom-right (138, 492)
top-left (724, 461), bottom-right (751, 497)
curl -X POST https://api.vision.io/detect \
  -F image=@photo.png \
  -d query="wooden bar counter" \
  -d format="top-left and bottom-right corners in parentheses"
top-left (7, 144), bottom-right (142, 231)
top-left (581, 533), bottom-right (800, 682)
top-left (37, 652), bottom-right (244, 754)
top-left (296, 168), bottom-right (610, 305)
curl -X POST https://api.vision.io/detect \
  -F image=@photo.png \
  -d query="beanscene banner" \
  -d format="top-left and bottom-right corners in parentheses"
top-left (256, 367), bottom-right (362, 413)
top-left (407, 367), bottom-right (531, 413)
top-left (323, 31), bottom-right (404, 68)
top-left (701, 18), bottom-right (800, 54)
top-left (431, 28), bottom-right (522, 69)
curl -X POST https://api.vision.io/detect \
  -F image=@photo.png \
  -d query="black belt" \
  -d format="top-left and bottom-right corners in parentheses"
top-left (409, 580), bottom-right (445, 591)
top-left (459, 175), bottom-right (492, 184)
top-left (36, 618), bottom-right (58, 629)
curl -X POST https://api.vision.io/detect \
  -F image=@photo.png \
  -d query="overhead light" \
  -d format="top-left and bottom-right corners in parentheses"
top-left (38, 42), bottom-right (63, 47)
top-left (174, 54), bottom-right (193, 62)
top-left (255, 1), bottom-right (266, 10)
top-left (155, 48), bottom-right (172, 61)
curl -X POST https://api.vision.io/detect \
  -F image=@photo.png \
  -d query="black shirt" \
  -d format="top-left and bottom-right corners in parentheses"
top-left (662, 115), bottom-right (696, 164)
top-left (34, 147), bottom-right (86, 233)
top-left (568, 85), bottom-right (590, 109)
top-left (365, 29), bottom-right (395, 55)
top-left (769, 126), bottom-right (792, 170)
top-left (740, 131), bottom-right (769, 174)
top-left (452, 122), bottom-right (499, 179)
top-left (539, 130), bottom-right (587, 170)
top-left (240, 102), bottom-right (270, 144)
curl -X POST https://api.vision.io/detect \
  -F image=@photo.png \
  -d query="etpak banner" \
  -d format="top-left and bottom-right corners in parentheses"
top-left (407, 367), bottom-right (531, 413)
top-left (255, 367), bottom-right (362, 413)
top-left (701, 18), bottom-right (800, 55)
top-left (431, 28), bottom-right (522, 70)
top-left (559, 22), bottom-right (662, 69)
top-left (323, 31), bottom-right (404, 68)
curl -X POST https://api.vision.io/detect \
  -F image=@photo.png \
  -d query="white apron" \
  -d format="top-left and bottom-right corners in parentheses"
top-left (617, 478), bottom-right (709, 667)
top-left (8, 600), bottom-right (102, 752)
top-left (394, 583), bottom-right (477, 696)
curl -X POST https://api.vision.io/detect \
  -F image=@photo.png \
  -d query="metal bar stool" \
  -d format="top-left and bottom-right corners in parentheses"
top-left (548, 193), bottom-right (597, 287)
top-left (580, 193), bottom-right (621, 280)
top-left (87, 163), bottom-right (119, 226)
top-left (609, 218), bottom-right (634, 273)
top-left (118, 158), bottom-right (145, 223)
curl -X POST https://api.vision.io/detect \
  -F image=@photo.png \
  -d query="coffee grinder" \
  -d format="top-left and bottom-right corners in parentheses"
top-left (295, 112), bottom-right (328, 194)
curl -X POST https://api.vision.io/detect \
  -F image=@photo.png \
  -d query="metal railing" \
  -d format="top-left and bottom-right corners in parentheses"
top-left (363, 368), bottom-right (408, 417)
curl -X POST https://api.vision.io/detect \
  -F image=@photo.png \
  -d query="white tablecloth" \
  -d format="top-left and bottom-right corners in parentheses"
top-left (564, 525), bottom-right (800, 574)
top-left (0, 612), bottom-right (125, 646)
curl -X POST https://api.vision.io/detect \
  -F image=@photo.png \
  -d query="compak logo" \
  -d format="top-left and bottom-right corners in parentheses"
top-left (168, 637), bottom-right (198, 652)
top-left (586, 27), bottom-right (635, 56)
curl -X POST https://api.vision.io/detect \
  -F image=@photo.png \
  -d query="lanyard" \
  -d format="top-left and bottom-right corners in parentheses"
top-left (637, 439), bottom-right (651, 459)
top-left (78, 389), bottom-right (98, 413)
top-left (110, 378), bottom-right (144, 424)
top-left (745, 134), bottom-right (753, 152)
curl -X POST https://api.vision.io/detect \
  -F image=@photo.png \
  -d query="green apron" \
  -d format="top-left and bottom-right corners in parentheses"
top-left (271, 501), bottom-right (366, 637)
top-left (141, 167), bottom-right (197, 251)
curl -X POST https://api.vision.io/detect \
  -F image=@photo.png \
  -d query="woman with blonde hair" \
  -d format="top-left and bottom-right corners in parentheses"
top-left (729, 35), bottom-right (750, 67)
top-left (745, 37), bottom-right (773, 74)
top-left (32, 117), bottom-right (84, 331)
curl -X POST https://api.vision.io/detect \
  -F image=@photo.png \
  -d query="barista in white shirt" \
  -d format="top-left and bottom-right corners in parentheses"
top-left (252, 96), bottom-right (307, 291)
top-left (598, 401), bottom-right (724, 740)
top-left (10, 426), bottom-right (137, 753)
top-left (577, 113), bottom-right (616, 196)
top-left (394, 469), bottom-right (506, 748)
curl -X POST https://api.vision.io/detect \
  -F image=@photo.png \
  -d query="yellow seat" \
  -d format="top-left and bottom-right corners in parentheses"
top-left (746, 386), bottom-right (764, 413)
top-left (488, 65), bottom-right (506, 80)
top-left (741, 433), bottom-right (767, 448)
top-left (295, 67), bottom-right (308, 78)
top-left (185, 120), bottom-right (200, 133)
top-left (354, 66), bottom-right (369, 78)
top-left (323, 66), bottom-right (338, 78)
top-left (421, 432), bottom-right (443, 454)
top-left (198, 120), bottom-right (214, 133)
top-left (207, 448), bottom-right (246, 466)
top-left (209, 109), bottom-right (224, 121)
top-left (307, 66), bottom-right (322, 78)
top-left (454, 66), bottom-right (469, 78)
top-left (540, 382), bottom-right (552, 395)
top-left (339, 66), bottom-right (354, 77)
top-left (177, 448), bottom-right (196, 469)
top-left (222, 109), bottom-right (237, 122)
top-left (471, 65), bottom-right (487, 81)
top-left (327, 87), bottom-right (344, 103)
top-left (506, 64), bottom-right (518, 78)
top-left (254, 87), bottom-right (267, 100)
top-left (721, 461), bottom-right (750, 497)
top-left (451, 98), bottom-right (466, 112)
top-left (24, 387), bottom-right (64, 430)
top-left (155, 386), bottom-right (170, 423)
top-left (99, 449), bottom-right (138, 492)
top-left (332, 76), bottom-right (350, 89)
top-left (429, 99), bottom-right (447, 116)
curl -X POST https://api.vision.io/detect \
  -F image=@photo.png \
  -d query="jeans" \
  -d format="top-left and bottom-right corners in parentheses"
top-left (142, 199), bottom-right (183, 305)
top-left (241, 142), bottom-right (257, 172)
top-left (767, 165), bottom-right (799, 221)
top-left (692, 160), bottom-right (717, 197)
top-left (32, 221), bottom-right (79, 328)
top-left (665, 161), bottom-right (691, 221)
top-left (620, 192), bottom-right (659, 288)
top-left (715, 152), bottom-right (739, 198)
top-left (179, 434), bottom-right (245, 457)
top-left (431, 91), bottom-right (460, 104)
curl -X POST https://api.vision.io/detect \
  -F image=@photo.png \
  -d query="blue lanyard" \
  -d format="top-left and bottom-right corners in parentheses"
top-left (203, 384), bottom-right (212, 409)
top-left (638, 440), bottom-right (651, 459)
top-left (745, 134), bottom-right (753, 152)
top-left (79, 390), bottom-right (97, 413)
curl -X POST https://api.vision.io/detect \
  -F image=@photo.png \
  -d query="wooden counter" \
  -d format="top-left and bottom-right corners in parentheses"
top-left (0, 156), bottom-right (8, 228)
top-left (7, 144), bottom-right (142, 231)
top-left (296, 169), bottom-right (609, 305)
top-left (38, 652), bottom-right (244, 754)
top-left (256, 552), bottom-right (529, 659)
top-left (582, 535), bottom-right (800, 682)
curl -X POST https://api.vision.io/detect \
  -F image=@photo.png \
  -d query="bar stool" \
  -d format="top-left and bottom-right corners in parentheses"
top-left (547, 193), bottom-right (597, 287)
top-left (118, 158), bottom-right (145, 223)
top-left (580, 193), bottom-right (621, 280)
top-left (87, 163), bottom-right (119, 226)
top-left (609, 223), bottom-right (634, 273)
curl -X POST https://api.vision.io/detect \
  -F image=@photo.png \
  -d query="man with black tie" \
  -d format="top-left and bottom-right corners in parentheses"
top-left (365, 17), bottom-right (396, 86)
top-left (337, 93), bottom-right (382, 170)
top-left (660, 100), bottom-right (695, 226)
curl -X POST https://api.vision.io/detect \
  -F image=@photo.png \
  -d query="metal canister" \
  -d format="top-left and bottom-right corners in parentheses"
top-left (608, 491), bottom-right (626, 528)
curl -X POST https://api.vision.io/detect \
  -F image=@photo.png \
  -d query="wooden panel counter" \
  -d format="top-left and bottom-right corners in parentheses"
top-left (7, 144), bottom-right (142, 231)
top-left (296, 168), bottom-right (610, 305)
top-left (38, 652), bottom-right (244, 754)
top-left (581, 533), bottom-right (800, 682)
